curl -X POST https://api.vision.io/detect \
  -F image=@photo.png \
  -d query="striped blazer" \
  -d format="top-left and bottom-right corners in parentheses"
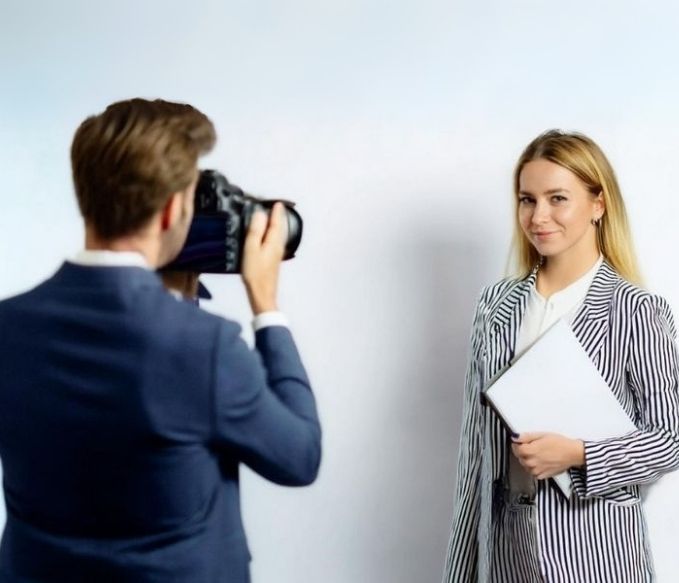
top-left (443, 261), bottom-right (679, 582)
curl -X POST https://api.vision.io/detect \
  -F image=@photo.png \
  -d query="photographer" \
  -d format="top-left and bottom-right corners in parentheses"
top-left (0, 98), bottom-right (321, 582)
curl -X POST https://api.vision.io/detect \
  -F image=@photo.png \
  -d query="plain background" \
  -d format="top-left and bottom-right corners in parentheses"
top-left (2, 1), bottom-right (679, 581)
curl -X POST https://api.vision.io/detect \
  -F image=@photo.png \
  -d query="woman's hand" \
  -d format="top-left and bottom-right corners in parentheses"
top-left (511, 432), bottom-right (585, 480)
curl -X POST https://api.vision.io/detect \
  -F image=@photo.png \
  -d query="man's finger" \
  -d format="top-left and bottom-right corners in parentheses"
top-left (245, 210), bottom-right (268, 250)
top-left (263, 203), bottom-right (288, 247)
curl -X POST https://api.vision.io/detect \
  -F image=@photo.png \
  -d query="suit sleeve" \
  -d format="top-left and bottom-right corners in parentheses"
top-left (211, 322), bottom-right (322, 486)
top-left (442, 290), bottom-right (486, 583)
top-left (572, 295), bottom-right (679, 498)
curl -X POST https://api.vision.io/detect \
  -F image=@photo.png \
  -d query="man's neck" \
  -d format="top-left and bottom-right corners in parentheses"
top-left (84, 229), bottom-right (160, 267)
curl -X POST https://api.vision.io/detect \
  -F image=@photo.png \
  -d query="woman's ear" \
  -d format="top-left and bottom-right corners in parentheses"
top-left (594, 191), bottom-right (606, 220)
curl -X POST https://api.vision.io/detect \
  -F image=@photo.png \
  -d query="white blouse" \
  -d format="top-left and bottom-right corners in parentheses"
top-left (514, 255), bottom-right (604, 360)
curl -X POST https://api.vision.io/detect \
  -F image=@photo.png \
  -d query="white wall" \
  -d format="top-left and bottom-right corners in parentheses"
top-left (1, 1), bottom-right (679, 581)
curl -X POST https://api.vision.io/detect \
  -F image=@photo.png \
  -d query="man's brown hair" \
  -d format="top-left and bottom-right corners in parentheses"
top-left (71, 98), bottom-right (216, 239)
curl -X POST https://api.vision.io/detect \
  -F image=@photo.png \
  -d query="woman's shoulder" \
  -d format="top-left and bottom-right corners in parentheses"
top-left (609, 272), bottom-right (667, 308)
top-left (605, 267), bottom-right (674, 323)
top-left (476, 275), bottom-right (530, 311)
top-left (481, 273), bottom-right (531, 301)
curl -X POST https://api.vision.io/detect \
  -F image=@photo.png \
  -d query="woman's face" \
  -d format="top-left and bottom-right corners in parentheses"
top-left (518, 159), bottom-right (604, 262)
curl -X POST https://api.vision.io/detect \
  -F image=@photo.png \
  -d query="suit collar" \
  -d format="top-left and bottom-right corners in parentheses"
top-left (50, 261), bottom-right (164, 292)
top-left (490, 259), bottom-right (620, 330)
top-left (486, 259), bottom-right (622, 370)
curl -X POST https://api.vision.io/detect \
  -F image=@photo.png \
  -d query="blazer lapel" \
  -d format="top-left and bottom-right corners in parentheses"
top-left (571, 261), bottom-right (621, 363)
top-left (483, 261), bottom-right (621, 381)
top-left (484, 267), bottom-right (537, 382)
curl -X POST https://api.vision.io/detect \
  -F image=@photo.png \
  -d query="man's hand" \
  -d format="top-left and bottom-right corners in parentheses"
top-left (241, 203), bottom-right (287, 315)
top-left (511, 432), bottom-right (585, 480)
top-left (161, 271), bottom-right (200, 299)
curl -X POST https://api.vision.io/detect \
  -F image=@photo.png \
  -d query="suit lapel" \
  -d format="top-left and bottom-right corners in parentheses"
top-left (483, 260), bottom-right (621, 381)
top-left (570, 261), bottom-right (621, 363)
top-left (484, 267), bottom-right (537, 381)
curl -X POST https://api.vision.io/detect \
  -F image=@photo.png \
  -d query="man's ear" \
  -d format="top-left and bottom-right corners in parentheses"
top-left (160, 192), bottom-right (183, 232)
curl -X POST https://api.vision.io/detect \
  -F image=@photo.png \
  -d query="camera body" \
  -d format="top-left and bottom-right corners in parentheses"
top-left (164, 170), bottom-right (303, 274)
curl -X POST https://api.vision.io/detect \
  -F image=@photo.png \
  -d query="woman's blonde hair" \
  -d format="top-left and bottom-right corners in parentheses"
top-left (510, 129), bottom-right (641, 284)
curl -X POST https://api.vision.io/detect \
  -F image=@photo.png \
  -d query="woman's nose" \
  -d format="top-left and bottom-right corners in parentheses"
top-left (531, 201), bottom-right (550, 224)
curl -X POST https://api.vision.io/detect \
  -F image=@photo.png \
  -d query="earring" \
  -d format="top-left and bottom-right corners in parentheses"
top-left (591, 217), bottom-right (601, 227)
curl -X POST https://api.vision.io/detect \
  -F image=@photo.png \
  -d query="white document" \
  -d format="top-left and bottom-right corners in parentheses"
top-left (483, 318), bottom-right (637, 497)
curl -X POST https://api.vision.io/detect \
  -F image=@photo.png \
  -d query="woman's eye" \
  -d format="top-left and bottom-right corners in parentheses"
top-left (552, 195), bottom-right (567, 203)
top-left (519, 196), bottom-right (535, 205)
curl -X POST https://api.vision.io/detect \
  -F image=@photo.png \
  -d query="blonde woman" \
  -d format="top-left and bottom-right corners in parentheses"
top-left (443, 130), bottom-right (679, 582)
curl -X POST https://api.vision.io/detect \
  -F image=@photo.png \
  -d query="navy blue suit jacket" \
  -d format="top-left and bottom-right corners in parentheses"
top-left (0, 263), bottom-right (322, 582)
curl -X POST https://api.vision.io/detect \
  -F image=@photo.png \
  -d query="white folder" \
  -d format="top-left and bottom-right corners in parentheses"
top-left (483, 318), bottom-right (637, 497)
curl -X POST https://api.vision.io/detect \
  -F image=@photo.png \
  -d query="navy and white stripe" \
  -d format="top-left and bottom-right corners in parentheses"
top-left (443, 261), bottom-right (679, 582)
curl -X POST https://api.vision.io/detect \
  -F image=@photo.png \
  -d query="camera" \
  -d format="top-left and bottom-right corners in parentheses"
top-left (164, 170), bottom-right (303, 274)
